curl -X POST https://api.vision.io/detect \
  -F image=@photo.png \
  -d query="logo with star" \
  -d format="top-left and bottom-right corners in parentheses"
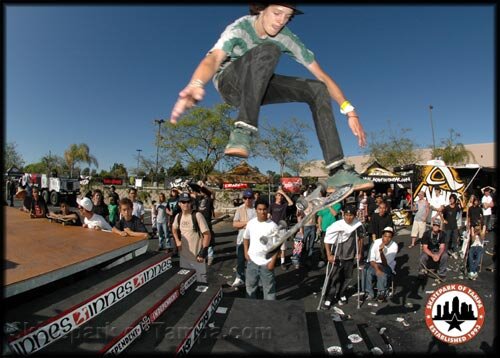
top-left (425, 284), bottom-right (485, 345)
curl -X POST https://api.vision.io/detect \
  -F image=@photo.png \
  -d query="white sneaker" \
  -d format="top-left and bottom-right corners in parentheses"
top-left (231, 277), bottom-right (245, 287)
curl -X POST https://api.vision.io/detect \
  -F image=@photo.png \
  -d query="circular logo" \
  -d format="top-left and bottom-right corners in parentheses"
top-left (425, 284), bottom-right (485, 344)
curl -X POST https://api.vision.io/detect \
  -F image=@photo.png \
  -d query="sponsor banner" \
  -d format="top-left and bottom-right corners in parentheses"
top-left (102, 270), bottom-right (196, 355)
top-left (280, 177), bottom-right (302, 193)
top-left (362, 176), bottom-right (412, 183)
top-left (102, 178), bottom-right (124, 186)
top-left (223, 183), bottom-right (248, 190)
top-left (176, 288), bottom-right (223, 355)
top-left (413, 165), bottom-right (467, 207)
top-left (8, 256), bottom-right (173, 355)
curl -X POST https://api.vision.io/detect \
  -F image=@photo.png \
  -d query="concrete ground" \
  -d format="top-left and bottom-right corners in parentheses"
top-left (152, 217), bottom-right (497, 354)
top-left (7, 200), bottom-right (496, 354)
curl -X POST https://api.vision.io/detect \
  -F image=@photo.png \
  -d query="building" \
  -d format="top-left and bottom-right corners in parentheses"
top-left (300, 142), bottom-right (495, 178)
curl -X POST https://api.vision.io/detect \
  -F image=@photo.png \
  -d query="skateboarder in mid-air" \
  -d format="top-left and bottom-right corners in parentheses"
top-left (170, 3), bottom-right (374, 193)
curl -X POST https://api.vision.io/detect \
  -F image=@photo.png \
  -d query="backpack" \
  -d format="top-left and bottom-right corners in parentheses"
top-left (175, 210), bottom-right (201, 236)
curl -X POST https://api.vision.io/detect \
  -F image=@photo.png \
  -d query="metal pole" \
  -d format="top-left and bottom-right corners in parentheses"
top-left (154, 119), bottom-right (165, 185)
top-left (136, 149), bottom-right (142, 174)
top-left (429, 105), bottom-right (436, 151)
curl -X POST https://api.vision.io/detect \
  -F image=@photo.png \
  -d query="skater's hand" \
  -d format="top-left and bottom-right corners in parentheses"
top-left (327, 255), bottom-right (335, 264)
top-left (170, 86), bottom-right (205, 124)
top-left (347, 115), bottom-right (367, 148)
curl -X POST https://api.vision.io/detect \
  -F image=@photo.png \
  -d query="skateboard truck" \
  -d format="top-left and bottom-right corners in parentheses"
top-left (295, 181), bottom-right (327, 211)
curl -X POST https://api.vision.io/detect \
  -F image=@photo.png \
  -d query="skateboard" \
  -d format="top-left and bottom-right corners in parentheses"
top-left (419, 262), bottom-right (445, 283)
top-left (261, 183), bottom-right (353, 260)
top-left (458, 228), bottom-right (471, 273)
top-left (48, 217), bottom-right (76, 226)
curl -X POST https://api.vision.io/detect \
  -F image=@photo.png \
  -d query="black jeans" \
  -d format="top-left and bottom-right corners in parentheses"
top-left (217, 42), bottom-right (344, 165)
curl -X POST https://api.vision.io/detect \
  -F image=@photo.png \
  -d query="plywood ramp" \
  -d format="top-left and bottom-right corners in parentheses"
top-left (4, 207), bottom-right (148, 297)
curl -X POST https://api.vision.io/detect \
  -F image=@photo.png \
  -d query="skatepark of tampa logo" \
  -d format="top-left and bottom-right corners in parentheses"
top-left (425, 284), bottom-right (485, 344)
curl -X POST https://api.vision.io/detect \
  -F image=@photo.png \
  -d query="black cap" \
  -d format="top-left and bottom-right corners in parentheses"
top-left (249, 2), bottom-right (304, 16)
top-left (178, 192), bottom-right (192, 202)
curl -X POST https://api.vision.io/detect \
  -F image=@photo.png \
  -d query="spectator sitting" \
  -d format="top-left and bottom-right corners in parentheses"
top-left (21, 186), bottom-right (48, 219)
top-left (47, 199), bottom-right (82, 226)
top-left (363, 226), bottom-right (398, 302)
top-left (77, 197), bottom-right (112, 231)
top-left (467, 223), bottom-right (486, 280)
top-left (112, 198), bottom-right (149, 239)
top-left (419, 218), bottom-right (448, 280)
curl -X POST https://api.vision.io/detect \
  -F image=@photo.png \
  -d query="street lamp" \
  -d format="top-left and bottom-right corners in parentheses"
top-left (154, 119), bottom-right (165, 185)
top-left (429, 105), bottom-right (436, 151)
top-left (136, 149), bottom-right (142, 174)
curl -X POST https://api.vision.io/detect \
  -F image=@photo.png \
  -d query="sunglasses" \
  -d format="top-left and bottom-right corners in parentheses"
top-left (243, 197), bottom-right (253, 200)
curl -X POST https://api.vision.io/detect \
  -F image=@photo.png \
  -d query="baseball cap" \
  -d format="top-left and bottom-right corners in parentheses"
top-left (243, 189), bottom-right (254, 198)
top-left (344, 204), bottom-right (356, 214)
top-left (382, 226), bottom-right (394, 235)
top-left (77, 197), bottom-right (93, 211)
top-left (178, 192), bottom-right (192, 202)
top-left (433, 218), bottom-right (442, 226)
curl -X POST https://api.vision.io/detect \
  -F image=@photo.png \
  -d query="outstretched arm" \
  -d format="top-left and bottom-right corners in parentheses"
top-left (170, 49), bottom-right (228, 123)
top-left (307, 60), bottom-right (366, 148)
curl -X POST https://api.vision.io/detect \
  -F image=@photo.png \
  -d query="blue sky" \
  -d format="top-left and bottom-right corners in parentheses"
top-left (5, 4), bottom-right (495, 175)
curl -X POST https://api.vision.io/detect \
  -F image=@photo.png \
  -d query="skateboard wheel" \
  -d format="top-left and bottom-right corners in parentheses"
top-left (296, 197), bottom-right (308, 211)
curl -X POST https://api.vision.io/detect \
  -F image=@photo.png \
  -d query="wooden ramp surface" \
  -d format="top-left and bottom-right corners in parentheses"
top-left (4, 207), bottom-right (148, 298)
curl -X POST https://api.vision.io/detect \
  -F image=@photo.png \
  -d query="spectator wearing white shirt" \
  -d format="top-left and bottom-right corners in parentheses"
top-left (429, 186), bottom-right (448, 223)
top-left (243, 198), bottom-right (279, 300)
top-left (77, 197), bottom-right (112, 231)
top-left (481, 187), bottom-right (494, 232)
top-left (363, 226), bottom-right (398, 302)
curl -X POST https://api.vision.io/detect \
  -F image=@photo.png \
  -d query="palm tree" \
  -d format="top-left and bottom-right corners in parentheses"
top-left (431, 129), bottom-right (476, 165)
top-left (64, 143), bottom-right (99, 178)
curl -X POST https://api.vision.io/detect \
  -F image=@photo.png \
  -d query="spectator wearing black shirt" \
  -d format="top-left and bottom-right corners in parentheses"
top-left (441, 193), bottom-right (461, 256)
top-left (47, 199), bottom-right (82, 226)
top-left (467, 195), bottom-right (483, 230)
top-left (369, 202), bottom-right (394, 241)
top-left (419, 218), bottom-right (448, 279)
top-left (269, 188), bottom-right (293, 268)
top-left (112, 198), bottom-right (149, 239)
top-left (21, 186), bottom-right (48, 219)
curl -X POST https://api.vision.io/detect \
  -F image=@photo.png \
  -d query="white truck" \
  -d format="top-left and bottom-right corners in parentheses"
top-left (25, 173), bottom-right (80, 206)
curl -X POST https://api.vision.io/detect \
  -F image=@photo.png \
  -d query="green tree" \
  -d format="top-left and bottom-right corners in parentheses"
top-left (258, 117), bottom-right (311, 177)
top-left (109, 163), bottom-right (128, 178)
top-left (23, 162), bottom-right (47, 174)
top-left (364, 121), bottom-right (421, 169)
top-left (64, 143), bottom-right (98, 178)
top-left (4, 142), bottom-right (25, 172)
top-left (432, 129), bottom-right (476, 165)
top-left (161, 103), bottom-right (236, 180)
top-left (167, 161), bottom-right (189, 177)
top-left (41, 152), bottom-right (66, 176)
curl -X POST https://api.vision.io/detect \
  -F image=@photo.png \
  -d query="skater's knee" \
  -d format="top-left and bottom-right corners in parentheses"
top-left (256, 42), bottom-right (281, 56)
top-left (307, 79), bottom-right (328, 95)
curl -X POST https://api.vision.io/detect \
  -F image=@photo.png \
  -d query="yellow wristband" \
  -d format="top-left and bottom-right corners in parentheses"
top-left (340, 100), bottom-right (355, 115)
top-left (340, 100), bottom-right (351, 111)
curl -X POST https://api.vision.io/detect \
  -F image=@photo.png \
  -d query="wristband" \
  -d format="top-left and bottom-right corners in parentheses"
top-left (340, 100), bottom-right (355, 115)
top-left (188, 79), bottom-right (204, 89)
top-left (197, 246), bottom-right (209, 259)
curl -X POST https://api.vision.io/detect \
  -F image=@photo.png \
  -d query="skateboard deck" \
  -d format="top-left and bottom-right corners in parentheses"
top-left (48, 217), bottom-right (77, 226)
top-left (261, 184), bottom-right (353, 260)
top-left (420, 263), bottom-right (445, 283)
